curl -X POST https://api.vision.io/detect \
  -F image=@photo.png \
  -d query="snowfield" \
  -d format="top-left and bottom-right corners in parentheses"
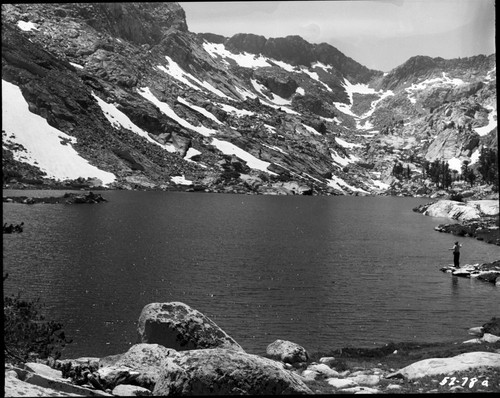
top-left (2, 80), bottom-right (116, 185)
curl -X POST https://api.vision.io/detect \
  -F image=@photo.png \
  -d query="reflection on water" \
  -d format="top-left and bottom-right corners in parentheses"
top-left (3, 191), bottom-right (500, 358)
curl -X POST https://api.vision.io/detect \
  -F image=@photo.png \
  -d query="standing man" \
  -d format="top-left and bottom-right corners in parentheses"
top-left (449, 241), bottom-right (462, 268)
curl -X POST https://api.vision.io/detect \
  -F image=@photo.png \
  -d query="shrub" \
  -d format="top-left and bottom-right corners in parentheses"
top-left (3, 281), bottom-right (71, 364)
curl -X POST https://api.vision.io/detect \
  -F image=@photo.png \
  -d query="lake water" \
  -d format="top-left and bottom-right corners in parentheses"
top-left (3, 190), bottom-right (499, 359)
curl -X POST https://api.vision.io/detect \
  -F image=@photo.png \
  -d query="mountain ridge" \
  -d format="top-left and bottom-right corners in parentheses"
top-left (2, 2), bottom-right (497, 196)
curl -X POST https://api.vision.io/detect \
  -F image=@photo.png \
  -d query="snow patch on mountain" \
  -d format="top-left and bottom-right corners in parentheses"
top-left (405, 72), bottom-right (465, 104)
top-left (177, 97), bottom-right (222, 124)
top-left (331, 149), bottom-right (358, 167)
top-left (251, 79), bottom-right (291, 105)
top-left (2, 80), bottom-right (116, 185)
top-left (335, 137), bottom-right (362, 148)
top-left (484, 66), bottom-right (496, 82)
top-left (17, 20), bottom-right (38, 31)
top-left (211, 138), bottom-right (276, 174)
top-left (184, 147), bottom-right (202, 161)
top-left (271, 59), bottom-right (295, 72)
top-left (312, 62), bottom-right (332, 72)
top-left (470, 148), bottom-right (481, 165)
top-left (203, 41), bottom-right (272, 68)
top-left (302, 123), bottom-right (321, 136)
top-left (447, 156), bottom-right (463, 172)
top-left (474, 105), bottom-right (497, 136)
top-left (327, 174), bottom-right (369, 194)
top-left (171, 175), bottom-right (193, 185)
top-left (262, 142), bottom-right (288, 155)
top-left (235, 85), bottom-right (257, 100)
top-left (138, 87), bottom-right (217, 137)
top-left (159, 56), bottom-right (229, 99)
top-left (218, 103), bottom-right (255, 117)
top-left (300, 67), bottom-right (332, 92)
top-left (92, 93), bottom-right (176, 152)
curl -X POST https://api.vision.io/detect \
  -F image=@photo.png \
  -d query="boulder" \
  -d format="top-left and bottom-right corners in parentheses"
top-left (350, 374), bottom-right (381, 386)
top-left (327, 377), bottom-right (358, 389)
top-left (137, 302), bottom-right (244, 352)
top-left (386, 352), bottom-right (500, 380)
top-left (306, 363), bottom-right (339, 378)
top-left (266, 339), bottom-right (309, 364)
top-left (153, 348), bottom-right (312, 395)
top-left (98, 343), bottom-right (176, 390)
top-left (111, 384), bottom-right (152, 396)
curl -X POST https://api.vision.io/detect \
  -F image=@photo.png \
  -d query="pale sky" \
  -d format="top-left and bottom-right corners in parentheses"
top-left (180, 0), bottom-right (496, 72)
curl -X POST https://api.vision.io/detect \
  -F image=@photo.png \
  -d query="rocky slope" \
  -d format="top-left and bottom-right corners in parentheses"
top-left (1, 3), bottom-right (497, 195)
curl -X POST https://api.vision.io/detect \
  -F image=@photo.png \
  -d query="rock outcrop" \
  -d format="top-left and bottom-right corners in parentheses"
top-left (413, 199), bottom-right (499, 221)
top-left (137, 301), bottom-right (244, 352)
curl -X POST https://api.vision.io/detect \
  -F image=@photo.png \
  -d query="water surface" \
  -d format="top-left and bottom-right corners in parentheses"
top-left (3, 190), bottom-right (499, 358)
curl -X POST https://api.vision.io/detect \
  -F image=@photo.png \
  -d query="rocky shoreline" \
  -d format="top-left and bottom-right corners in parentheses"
top-left (413, 198), bottom-right (500, 246)
top-left (440, 260), bottom-right (500, 285)
top-left (4, 302), bottom-right (500, 396)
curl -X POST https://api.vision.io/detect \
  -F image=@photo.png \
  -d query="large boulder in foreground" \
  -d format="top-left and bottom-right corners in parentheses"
top-left (266, 339), bottom-right (309, 364)
top-left (137, 302), bottom-right (244, 352)
top-left (386, 351), bottom-right (500, 380)
top-left (98, 343), bottom-right (176, 390)
top-left (153, 348), bottom-right (313, 395)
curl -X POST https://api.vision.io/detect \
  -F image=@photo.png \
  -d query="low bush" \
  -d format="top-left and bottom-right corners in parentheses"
top-left (4, 276), bottom-right (72, 364)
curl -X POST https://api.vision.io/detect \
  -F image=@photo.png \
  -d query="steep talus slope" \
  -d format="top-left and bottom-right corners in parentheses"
top-left (1, 2), bottom-right (497, 196)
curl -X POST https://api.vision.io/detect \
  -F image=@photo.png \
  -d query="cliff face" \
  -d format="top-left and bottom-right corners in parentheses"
top-left (1, 3), bottom-right (497, 195)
